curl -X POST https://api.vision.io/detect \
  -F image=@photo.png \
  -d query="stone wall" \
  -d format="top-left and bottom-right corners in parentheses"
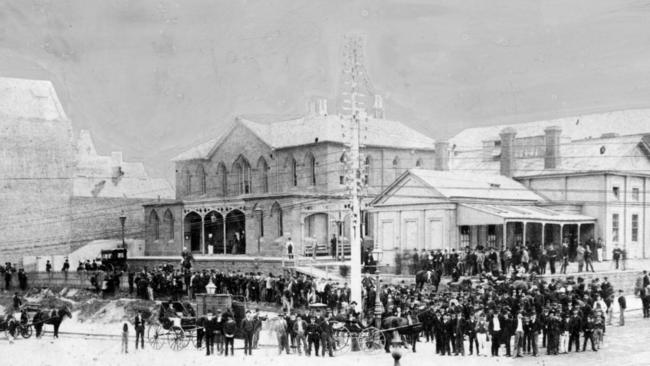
top-left (70, 197), bottom-right (149, 252)
top-left (0, 116), bottom-right (75, 263)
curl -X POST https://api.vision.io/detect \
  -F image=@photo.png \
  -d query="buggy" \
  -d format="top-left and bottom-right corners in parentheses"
top-left (147, 300), bottom-right (201, 351)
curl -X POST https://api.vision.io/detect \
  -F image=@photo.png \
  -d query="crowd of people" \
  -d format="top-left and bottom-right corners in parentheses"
top-left (388, 238), bottom-right (627, 279)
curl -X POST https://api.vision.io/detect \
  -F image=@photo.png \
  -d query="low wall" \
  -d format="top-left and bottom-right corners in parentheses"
top-left (127, 256), bottom-right (289, 276)
top-left (0, 271), bottom-right (129, 291)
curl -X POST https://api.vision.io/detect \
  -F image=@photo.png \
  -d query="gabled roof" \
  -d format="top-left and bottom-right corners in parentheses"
top-left (0, 77), bottom-right (68, 121)
top-left (451, 133), bottom-right (650, 177)
top-left (371, 168), bottom-right (542, 205)
top-left (172, 113), bottom-right (436, 161)
top-left (451, 108), bottom-right (650, 151)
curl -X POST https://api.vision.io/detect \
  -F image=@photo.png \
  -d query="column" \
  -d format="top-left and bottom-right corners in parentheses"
top-left (522, 221), bottom-right (527, 246)
top-left (577, 223), bottom-right (582, 245)
top-left (201, 216), bottom-right (205, 255)
top-left (541, 223), bottom-right (546, 247)
top-left (560, 224), bottom-right (564, 243)
top-left (223, 216), bottom-right (227, 255)
top-left (180, 211), bottom-right (185, 254)
top-left (502, 222), bottom-right (507, 249)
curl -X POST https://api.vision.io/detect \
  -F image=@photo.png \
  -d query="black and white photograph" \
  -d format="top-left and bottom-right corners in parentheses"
top-left (1, 1), bottom-right (650, 365)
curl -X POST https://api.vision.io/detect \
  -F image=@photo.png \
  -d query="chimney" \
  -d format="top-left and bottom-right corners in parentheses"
top-left (434, 140), bottom-right (450, 171)
top-left (373, 94), bottom-right (384, 119)
top-left (315, 98), bottom-right (328, 116)
top-left (544, 125), bottom-right (562, 169)
top-left (499, 127), bottom-right (517, 177)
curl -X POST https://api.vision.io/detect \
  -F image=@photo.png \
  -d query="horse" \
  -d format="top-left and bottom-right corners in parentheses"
top-left (415, 270), bottom-right (441, 292)
top-left (381, 316), bottom-right (421, 353)
top-left (33, 306), bottom-right (72, 338)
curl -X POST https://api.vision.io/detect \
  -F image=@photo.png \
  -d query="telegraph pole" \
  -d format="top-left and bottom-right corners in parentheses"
top-left (340, 33), bottom-right (367, 308)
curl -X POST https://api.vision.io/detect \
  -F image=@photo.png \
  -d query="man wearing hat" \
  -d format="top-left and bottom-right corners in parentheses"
top-left (617, 290), bottom-right (626, 326)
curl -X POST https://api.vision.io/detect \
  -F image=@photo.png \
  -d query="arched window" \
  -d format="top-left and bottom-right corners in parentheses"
top-left (415, 158), bottom-right (423, 168)
top-left (183, 167), bottom-right (191, 195)
top-left (392, 156), bottom-right (400, 180)
top-left (163, 209), bottom-right (174, 241)
top-left (217, 162), bottom-right (227, 196)
top-left (305, 152), bottom-right (316, 186)
top-left (257, 157), bottom-right (269, 193)
top-left (291, 157), bottom-right (298, 187)
top-left (271, 202), bottom-right (283, 238)
top-left (196, 165), bottom-right (206, 194)
top-left (149, 210), bottom-right (160, 241)
top-left (233, 156), bottom-right (252, 195)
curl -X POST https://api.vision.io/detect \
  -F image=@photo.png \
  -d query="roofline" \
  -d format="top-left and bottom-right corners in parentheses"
top-left (515, 170), bottom-right (650, 179)
top-left (272, 141), bottom-right (436, 152)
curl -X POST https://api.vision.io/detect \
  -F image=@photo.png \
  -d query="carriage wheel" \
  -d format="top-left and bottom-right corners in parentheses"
top-left (360, 327), bottom-right (385, 354)
top-left (168, 326), bottom-right (190, 351)
top-left (332, 326), bottom-right (350, 353)
top-left (189, 329), bottom-right (204, 350)
top-left (21, 325), bottom-right (33, 339)
top-left (147, 324), bottom-right (165, 350)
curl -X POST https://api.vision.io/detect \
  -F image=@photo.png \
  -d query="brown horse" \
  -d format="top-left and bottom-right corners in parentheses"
top-left (415, 270), bottom-right (441, 292)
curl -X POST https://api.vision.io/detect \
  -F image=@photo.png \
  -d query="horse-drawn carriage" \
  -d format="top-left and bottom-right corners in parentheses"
top-left (2, 304), bottom-right (71, 340)
top-left (305, 303), bottom-right (386, 354)
top-left (147, 300), bottom-right (201, 350)
top-left (147, 294), bottom-right (254, 351)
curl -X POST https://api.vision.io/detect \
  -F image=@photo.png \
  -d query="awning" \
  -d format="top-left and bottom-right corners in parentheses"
top-left (457, 203), bottom-right (596, 226)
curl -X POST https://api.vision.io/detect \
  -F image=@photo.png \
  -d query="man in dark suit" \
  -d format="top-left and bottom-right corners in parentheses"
top-left (241, 311), bottom-right (256, 355)
top-left (500, 312), bottom-right (514, 357)
top-left (134, 311), bottom-right (146, 350)
top-left (618, 290), bottom-right (626, 326)
top-left (567, 309), bottom-right (582, 352)
top-left (204, 311), bottom-right (217, 356)
top-left (488, 311), bottom-right (502, 356)
top-left (319, 316), bottom-right (334, 357)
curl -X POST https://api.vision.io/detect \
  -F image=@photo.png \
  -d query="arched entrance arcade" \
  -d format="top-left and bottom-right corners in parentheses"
top-left (183, 205), bottom-right (247, 255)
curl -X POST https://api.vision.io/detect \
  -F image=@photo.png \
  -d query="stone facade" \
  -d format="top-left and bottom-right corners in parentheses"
top-left (145, 112), bottom-right (438, 257)
top-left (0, 78), bottom-right (75, 262)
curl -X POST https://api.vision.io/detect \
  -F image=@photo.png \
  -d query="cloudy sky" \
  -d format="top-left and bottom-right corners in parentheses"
top-left (2, 0), bottom-right (650, 179)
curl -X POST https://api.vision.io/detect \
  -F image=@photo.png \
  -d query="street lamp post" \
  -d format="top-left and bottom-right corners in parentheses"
top-left (119, 211), bottom-right (127, 249)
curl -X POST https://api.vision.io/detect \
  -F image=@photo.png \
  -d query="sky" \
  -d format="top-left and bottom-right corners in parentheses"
top-left (2, 0), bottom-right (650, 180)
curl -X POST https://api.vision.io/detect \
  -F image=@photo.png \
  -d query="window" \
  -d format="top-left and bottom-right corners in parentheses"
top-left (612, 213), bottom-right (620, 242)
top-left (392, 156), bottom-right (400, 180)
top-left (339, 152), bottom-right (348, 186)
top-left (460, 226), bottom-right (470, 247)
top-left (487, 225), bottom-right (496, 247)
top-left (233, 156), bottom-right (252, 195)
top-left (613, 186), bottom-right (620, 199)
top-left (257, 157), bottom-right (269, 193)
top-left (415, 158), bottom-right (423, 168)
top-left (259, 210), bottom-right (264, 237)
top-left (305, 153), bottom-right (316, 186)
top-left (163, 210), bottom-right (174, 240)
top-left (217, 163), bottom-right (227, 196)
top-left (197, 166), bottom-right (206, 195)
top-left (291, 157), bottom-right (298, 187)
top-left (149, 211), bottom-right (160, 241)
top-left (184, 168), bottom-right (191, 195)
top-left (632, 188), bottom-right (640, 201)
top-left (362, 211), bottom-right (372, 237)
top-left (271, 202), bottom-right (283, 237)
top-left (632, 214), bottom-right (639, 242)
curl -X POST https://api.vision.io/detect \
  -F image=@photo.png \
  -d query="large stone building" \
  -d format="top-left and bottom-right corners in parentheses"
top-left (0, 77), bottom-right (75, 261)
top-left (143, 101), bottom-right (440, 257)
top-left (450, 109), bottom-right (650, 259)
top-left (0, 77), bottom-right (174, 263)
